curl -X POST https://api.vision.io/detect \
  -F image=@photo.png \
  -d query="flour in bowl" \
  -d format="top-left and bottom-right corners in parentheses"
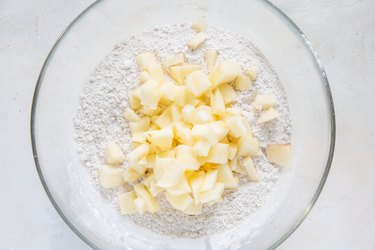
top-left (74, 23), bottom-right (291, 238)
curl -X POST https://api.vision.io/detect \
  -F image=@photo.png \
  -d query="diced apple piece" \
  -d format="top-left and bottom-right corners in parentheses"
top-left (136, 52), bottom-right (157, 71)
top-left (155, 158), bottom-right (184, 188)
top-left (133, 183), bottom-right (159, 213)
top-left (242, 156), bottom-right (260, 181)
top-left (218, 83), bottom-right (237, 104)
top-left (131, 132), bottom-right (146, 143)
top-left (217, 164), bottom-right (239, 188)
top-left (234, 74), bottom-right (253, 90)
top-left (226, 116), bottom-right (248, 137)
top-left (237, 134), bottom-right (259, 157)
top-left (184, 201), bottom-right (202, 215)
top-left (164, 53), bottom-right (186, 68)
top-left (126, 143), bottom-right (149, 166)
top-left (175, 145), bottom-right (200, 170)
top-left (154, 108), bottom-right (172, 129)
top-left (118, 191), bottom-right (137, 214)
top-left (146, 126), bottom-right (174, 151)
top-left (139, 71), bottom-right (152, 84)
top-left (191, 124), bottom-right (218, 145)
top-left (200, 169), bottom-right (218, 192)
top-left (140, 80), bottom-right (161, 109)
top-left (182, 104), bottom-right (196, 124)
top-left (230, 159), bottom-right (246, 175)
top-left (266, 144), bottom-right (291, 167)
top-left (175, 127), bottom-right (194, 146)
top-left (129, 117), bottom-right (150, 134)
top-left (188, 171), bottom-right (205, 204)
top-left (158, 150), bottom-right (175, 159)
top-left (210, 88), bottom-right (226, 115)
top-left (228, 142), bottom-right (238, 160)
top-left (129, 88), bottom-right (142, 110)
top-left (141, 105), bottom-right (163, 116)
top-left (206, 143), bottom-right (229, 164)
top-left (124, 107), bottom-right (141, 122)
top-left (129, 162), bottom-right (146, 175)
top-left (147, 63), bottom-right (165, 84)
top-left (169, 64), bottom-right (200, 84)
top-left (210, 121), bottom-right (229, 141)
top-left (144, 175), bottom-right (163, 197)
top-left (185, 70), bottom-right (211, 97)
top-left (252, 94), bottom-right (277, 110)
top-left (199, 183), bottom-right (225, 204)
top-left (123, 168), bottom-right (142, 182)
top-left (165, 193), bottom-right (194, 211)
top-left (134, 197), bottom-right (147, 214)
top-left (257, 108), bottom-right (279, 124)
top-left (187, 32), bottom-right (207, 50)
top-left (104, 142), bottom-right (125, 165)
top-left (209, 61), bottom-right (242, 87)
top-left (193, 140), bottom-right (211, 157)
top-left (192, 20), bottom-right (205, 32)
top-left (194, 106), bottom-right (214, 124)
top-left (160, 81), bottom-right (180, 102)
top-left (98, 164), bottom-right (124, 188)
top-left (204, 49), bottom-right (218, 73)
top-left (173, 86), bottom-right (186, 107)
top-left (244, 68), bottom-right (259, 81)
top-left (166, 176), bottom-right (191, 196)
top-left (169, 103), bottom-right (182, 122)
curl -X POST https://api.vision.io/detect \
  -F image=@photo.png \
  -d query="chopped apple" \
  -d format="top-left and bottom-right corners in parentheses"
top-left (144, 175), bottom-right (163, 197)
top-left (252, 94), bottom-right (277, 110)
top-left (237, 134), bottom-right (259, 157)
top-left (182, 104), bottom-right (196, 124)
top-left (209, 61), bottom-right (242, 87)
top-left (175, 145), bottom-right (200, 170)
top-left (158, 150), bottom-right (175, 159)
top-left (146, 126), bottom-right (174, 151)
top-left (134, 197), bottom-right (147, 214)
top-left (233, 74), bottom-right (253, 90)
top-left (131, 132), bottom-right (146, 143)
top-left (188, 171), bottom-right (205, 204)
top-left (133, 183), bottom-right (160, 213)
top-left (206, 143), bottom-right (229, 164)
top-left (218, 83), bottom-right (237, 104)
top-left (124, 107), bottom-right (141, 122)
top-left (123, 168), bottom-right (142, 182)
top-left (230, 159), bottom-right (246, 175)
top-left (136, 52), bottom-right (157, 71)
top-left (129, 162), bottom-right (146, 175)
top-left (193, 139), bottom-right (211, 157)
top-left (147, 63), bottom-right (165, 84)
top-left (210, 88), bottom-right (226, 115)
top-left (194, 106), bottom-right (214, 124)
top-left (140, 80), bottom-right (161, 109)
top-left (169, 64), bottom-right (200, 84)
top-left (165, 192), bottom-right (194, 211)
top-left (184, 201), bottom-right (202, 215)
top-left (129, 117), bottom-right (150, 134)
top-left (266, 144), bottom-right (291, 167)
top-left (257, 108), bottom-right (279, 124)
top-left (200, 169), bottom-right (218, 192)
top-left (226, 116), bottom-right (248, 137)
top-left (185, 70), bottom-right (211, 97)
top-left (98, 164), bottom-right (124, 188)
top-left (175, 127), bottom-right (194, 146)
top-left (118, 191), bottom-right (137, 214)
top-left (204, 49), bottom-right (218, 73)
top-left (169, 103), bottom-right (182, 122)
top-left (242, 156), bottom-right (260, 181)
top-left (228, 142), bottom-right (238, 160)
top-left (160, 81), bottom-right (180, 102)
top-left (154, 109), bottom-right (172, 129)
top-left (173, 86), bottom-right (186, 107)
top-left (126, 143), bottom-right (149, 166)
top-left (191, 20), bottom-right (206, 32)
top-left (155, 158), bottom-right (184, 188)
top-left (164, 53), bottom-right (186, 68)
top-left (129, 88), bottom-right (142, 110)
top-left (210, 121), bottom-right (228, 141)
top-left (166, 176), bottom-right (191, 196)
top-left (191, 124), bottom-right (218, 145)
top-left (141, 105), bottom-right (163, 116)
top-left (104, 142), bottom-right (125, 165)
top-left (244, 68), bottom-right (259, 81)
top-left (187, 32), bottom-right (207, 50)
top-left (139, 71), bottom-right (152, 83)
top-left (217, 164), bottom-right (239, 188)
top-left (199, 183), bottom-right (225, 204)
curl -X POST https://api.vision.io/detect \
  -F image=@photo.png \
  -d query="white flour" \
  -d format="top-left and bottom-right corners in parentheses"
top-left (74, 24), bottom-right (291, 238)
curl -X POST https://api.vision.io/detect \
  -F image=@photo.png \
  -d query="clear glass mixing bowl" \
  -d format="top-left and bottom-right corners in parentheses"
top-left (31, 0), bottom-right (335, 249)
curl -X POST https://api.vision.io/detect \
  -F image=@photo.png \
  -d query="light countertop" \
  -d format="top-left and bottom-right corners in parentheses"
top-left (1, 0), bottom-right (374, 249)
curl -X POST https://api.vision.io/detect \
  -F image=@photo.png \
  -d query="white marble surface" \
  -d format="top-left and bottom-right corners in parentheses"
top-left (1, 0), bottom-right (374, 249)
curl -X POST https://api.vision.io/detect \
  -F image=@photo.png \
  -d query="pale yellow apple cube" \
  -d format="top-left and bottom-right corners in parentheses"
top-left (257, 107), bottom-right (279, 124)
top-left (210, 121), bottom-right (229, 141)
top-left (217, 164), bottom-right (239, 188)
top-left (104, 142), bottom-right (125, 165)
top-left (131, 132), bottom-right (146, 143)
top-left (139, 71), bottom-right (152, 84)
top-left (185, 70), bottom-right (211, 97)
top-left (230, 159), bottom-right (246, 175)
top-left (204, 49), bottom-right (218, 73)
top-left (134, 197), bottom-right (147, 214)
top-left (191, 20), bottom-right (206, 32)
top-left (98, 164), bottom-right (124, 188)
top-left (228, 142), bottom-right (238, 160)
top-left (133, 183), bottom-right (160, 213)
top-left (191, 124), bottom-right (218, 145)
top-left (200, 169), bottom-right (218, 192)
top-left (218, 83), bottom-right (237, 104)
top-left (206, 143), bottom-right (229, 164)
top-left (136, 52), bottom-right (157, 71)
top-left (118, 191), bottom-right (137, 214)
top-left (128, 117), bottom-right (150, 134)
top-left (210, 88), bottom-right (226, 115)
top-left (242, 156), bottom-right (260, 181)
top-left (155, 158), bottom-right (185, 188)
top-left (194, 106), bottom-right (214, 124)
top-left (126, 143), bottom-right (149, 166)
top-left (124, 107), bottom-right (140, 122)
top-left (123, 168), bottom-right (142, 182)
top-left (234, 74), bottom-right (253, 90)
top-left (266, 144), bottom-right (291, 167)
top-left (146, 126), bottom-right (174, 151)
top-left (154, 109), bottom-right (172, 129)
top-left (169, 64), bottom-right (200, 84)
top-left (237, 134), bottom-right (259, 157)
top-left (182, 104), bottom-right (196, 124)
top-left (160, 81), bottom-right (180, 102)
top-left (165, 193), bottom-right (194, 211)
top-left (129, 88), bottom-right (142, 110)
top-left (209, 61), bottom-right (242, 87)
top-left (147, 63), bottom-right (165, 84)
top-left (226, 116), bottom-right (248, 137)
top-left (164, 53), bottom-right (186, 68)
top-left (184, 201), bottom-right (202, 215)
top-left (140, 80), bottom-right (161, 109)
top-left (188, 171), bottom-right (205, 204)
top-left (199, 183), bottom-right (225, 204)
top-left (252, 94), bottom-right (277, 110)
top-left (244, 68), bottom-right (259, 81)
top-left (187, 32), bottom-right (207, 50)
top-left (166, 176), bottom-right (191, 196)
top-left (193, 140), bottom-right (211, 157)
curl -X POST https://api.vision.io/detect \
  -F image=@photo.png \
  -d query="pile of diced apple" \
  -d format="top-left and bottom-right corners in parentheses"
top-left (97, 22), bottom-right (290, 216)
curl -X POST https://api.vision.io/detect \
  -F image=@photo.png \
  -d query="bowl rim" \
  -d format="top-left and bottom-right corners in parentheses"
top-left (30, 0), bottom-right (336, 249)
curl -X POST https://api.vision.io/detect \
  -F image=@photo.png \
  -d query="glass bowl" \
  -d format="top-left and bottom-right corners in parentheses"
top-left (31, 0), bottom-right (335, 249)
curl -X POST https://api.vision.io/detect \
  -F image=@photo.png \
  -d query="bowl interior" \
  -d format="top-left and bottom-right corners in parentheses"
top-left (32, 0), bottom-right (334, 249)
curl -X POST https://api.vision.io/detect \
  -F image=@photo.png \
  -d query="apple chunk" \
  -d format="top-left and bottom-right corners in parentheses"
top-left (266, 144), bottom-right (291, 167)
